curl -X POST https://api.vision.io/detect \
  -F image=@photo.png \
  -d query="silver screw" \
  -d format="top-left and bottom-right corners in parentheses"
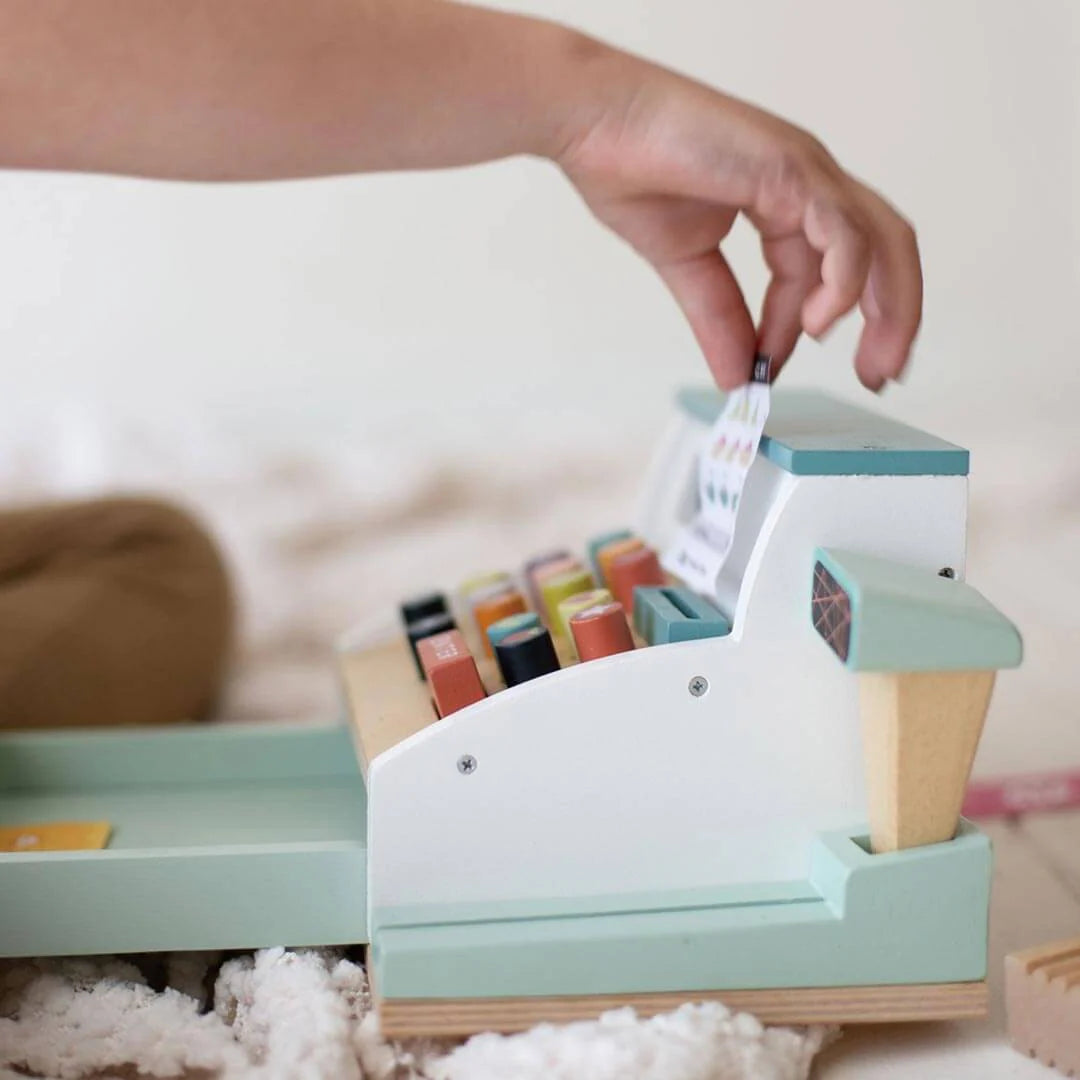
top-left (688, 676), bottom-right (709, 698)
top-left (457, 755), bottom-right (477, 775)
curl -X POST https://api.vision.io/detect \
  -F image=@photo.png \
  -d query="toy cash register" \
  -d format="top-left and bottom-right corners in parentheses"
top-left (342, 387), bottom-right (1021, 1035)
top-left (0, 387), bottom-right (1021, 1041)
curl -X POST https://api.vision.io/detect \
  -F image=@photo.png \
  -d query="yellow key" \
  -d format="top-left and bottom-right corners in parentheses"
top-left (0, 821), bottom-right (112, 852)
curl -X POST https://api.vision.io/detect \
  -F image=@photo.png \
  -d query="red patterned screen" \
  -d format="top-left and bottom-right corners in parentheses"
top-left (812, 561), bottom-right (852, 663)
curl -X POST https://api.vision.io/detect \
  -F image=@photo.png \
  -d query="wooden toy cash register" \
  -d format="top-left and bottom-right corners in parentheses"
top-left (0, 387), bottom-right (1022, 1040)
top-left (343, 387), bottom-right (1021, 1035)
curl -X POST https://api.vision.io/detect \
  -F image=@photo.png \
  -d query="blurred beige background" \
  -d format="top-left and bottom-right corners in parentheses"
top-left (0, 0), bottom-right (1077, 773)
top-left (1, 0), bottom-right (1077, 457)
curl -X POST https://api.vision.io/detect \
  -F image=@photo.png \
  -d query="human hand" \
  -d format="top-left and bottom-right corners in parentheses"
top-left (554, 45), bottom-right (922, 391)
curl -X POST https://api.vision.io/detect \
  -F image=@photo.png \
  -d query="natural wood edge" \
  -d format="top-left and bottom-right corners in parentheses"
top-left (372, 977), bottom-right (989, 1038)
top-left (339, 632), bottom-right (584, 776)
top-left (1007, 935), bottom-right (1080, 974)
top-left (338, 639), bottom-right (436, 778)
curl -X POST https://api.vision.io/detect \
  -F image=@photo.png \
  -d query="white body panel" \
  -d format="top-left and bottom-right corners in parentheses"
top-left (367, 418), bottom-right (968, 921)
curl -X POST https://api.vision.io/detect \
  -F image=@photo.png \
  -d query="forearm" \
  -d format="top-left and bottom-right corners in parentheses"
top-left (0, 0), bottom-right (609, 179)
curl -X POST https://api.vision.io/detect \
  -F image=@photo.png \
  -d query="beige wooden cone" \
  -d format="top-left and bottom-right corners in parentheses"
top-left (859, 670), bottom-right (996, 853)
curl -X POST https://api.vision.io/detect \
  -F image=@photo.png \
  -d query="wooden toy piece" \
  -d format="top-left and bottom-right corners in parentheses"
top-left (486, 611), bottom-right (541, 651)
top-left (585, 528), bottom-right (632, 579)
top-left (527, 554), bottom-right (578, 604)
top-left (404, 611), bottom-right (456, 678)
top-left (811, 547), bottom-right (1022, 853)
top-left (0, 821), bottom-right (112, 852)
top-left (596, 537), bottom-right (644, 589)
top-left (859, 670), bottom-right (995, 852)
top-left (418, 631), bottom-right (487, 717)
top-left (569, 601), bottom-right (635, 661)
top-left (373, 974), bottom-right (988, 1039)
top-left (458, 572), bottom-right (514, 624)
top-left (473, 589), bottom-right (528, 657)
top-left (494, 625), bottom-right (561, 687)
top-left (522, 550), bottom-right (571, 608)
top-left (633, 585), bottom-right (731, 645)
top-left (555, 588), bottom-right (612, 651)
top-left (607, 545), bottom-right (665, 612)
top-left (1006, 936), bottom-right (1080, 1076)
top-left (339, 638), bottom-right (436, 773)
top-left (539, 568), bottom-right (596, 629)
top-left (399, 591), bottom-right (448, 626)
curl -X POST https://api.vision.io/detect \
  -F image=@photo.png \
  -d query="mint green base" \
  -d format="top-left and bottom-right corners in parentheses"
top-left (372, 821), bottom-right (991, 999)
top-left (0, 723), bottom-right (368, 956)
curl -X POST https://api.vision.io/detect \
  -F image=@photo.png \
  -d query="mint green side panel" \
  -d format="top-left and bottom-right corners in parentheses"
top-left (372, 822), bottom-right (991, 998)
top-left (0, 844), bottom-right (366, 956)
top-left (0, 723), bottom-right (369, 956)
top-left (816, 548), bottom-right (1023, 672)
top-left (676, 387), bottom-right (969, 477)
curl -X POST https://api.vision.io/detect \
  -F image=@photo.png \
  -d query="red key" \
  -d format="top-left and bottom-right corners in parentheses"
top-left (570, 601), bottom-right (635, 662)
top-left (417, 630), bottom-right (486, 717)
top-left (608, 545), bottom-right (665, 612)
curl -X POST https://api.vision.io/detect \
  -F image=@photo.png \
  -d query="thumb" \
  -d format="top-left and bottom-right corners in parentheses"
top-left (656, 249), bottom-right (757, 389)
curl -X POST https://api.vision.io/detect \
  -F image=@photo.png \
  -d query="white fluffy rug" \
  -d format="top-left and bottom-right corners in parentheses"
top-left (0, 949), bottom-right (831, 1080)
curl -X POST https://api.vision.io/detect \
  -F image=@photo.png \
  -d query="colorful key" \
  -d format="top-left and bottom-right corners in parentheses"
top-left (486, 611), bottom-right (542, 650)
top-left (417, 630), bottom-right (487, 717)
top-left (399, 591), bottom-right (448, 626)
top-left (570, 601), bottom-right (636, 662)
top-left (458, 571), bottom-right (515, 644)
top-left (459, 571), bottom-right (512, 598)
top-left (596, 537), bottom-right (645, 589)
top-left (540, 568), bottom-right (596, 630)
top-left (556, 588), bottom-right (613, 651)
top-left (473, 588), bottom-right (529, 656)
top-left (586, 528), bottom-right (633, 579)
top-left (608, 545), bottom-right (665, 612)
top-left (495, 626), bottom-right (561, 687)
top-left (406, 611), bottom-right (457, 678)
top-left (522, 550), bottom-right (571, 608)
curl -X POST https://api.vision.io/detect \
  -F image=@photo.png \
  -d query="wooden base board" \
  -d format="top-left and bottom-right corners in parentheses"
top-left (373, 979), bottom-right (989, 1038)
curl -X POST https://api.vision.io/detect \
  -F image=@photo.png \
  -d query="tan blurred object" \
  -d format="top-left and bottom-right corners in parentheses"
top-left (1005, 936), bottom-right (1080, 1076)
top-left (0, 497), bottom-right (234, 728)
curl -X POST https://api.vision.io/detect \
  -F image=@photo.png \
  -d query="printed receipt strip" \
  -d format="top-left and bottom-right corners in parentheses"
top-left (661, 355), bottom-right (772, 596)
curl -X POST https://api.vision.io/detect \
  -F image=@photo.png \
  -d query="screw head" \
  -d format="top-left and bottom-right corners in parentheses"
top-left (457, 754), bottom-right (477, 775)
top-left (688, 676), bottom-right (709, 698)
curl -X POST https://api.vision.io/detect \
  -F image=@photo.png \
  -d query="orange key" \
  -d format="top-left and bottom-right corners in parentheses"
top-left (596, 537), bottom-right (644, 589)
top-left (473, 588), bottom-right (529, 656)
top-left (417, 630), bottom-right (487, 717)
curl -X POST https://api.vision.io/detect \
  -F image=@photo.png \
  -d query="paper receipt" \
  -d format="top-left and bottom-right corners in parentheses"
top-left (662, 355), bottom-right (772, 596)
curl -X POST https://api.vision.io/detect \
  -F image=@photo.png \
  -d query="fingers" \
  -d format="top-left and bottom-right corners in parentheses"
top-left (754, 222), bottom-right (822, 375)
top-left (657, 249), bottom-right (757, 390)
top-left (848, 182), bottom-right (923, 390)
top-left (752, 168), bottom-right (921, 391)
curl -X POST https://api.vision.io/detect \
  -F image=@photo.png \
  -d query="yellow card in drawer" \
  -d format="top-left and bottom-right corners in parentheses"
top-left (0, 821), bottom-right (112, 852)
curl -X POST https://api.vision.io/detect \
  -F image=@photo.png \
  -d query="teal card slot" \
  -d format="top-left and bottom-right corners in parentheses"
top-left (633, 586), bottom-right (731, 645)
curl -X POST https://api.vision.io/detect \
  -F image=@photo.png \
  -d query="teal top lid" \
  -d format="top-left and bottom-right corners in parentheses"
top-left (676, 387), bottom-right (969, 477)
top-left (811, 548), bottom-right (1022, 672)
